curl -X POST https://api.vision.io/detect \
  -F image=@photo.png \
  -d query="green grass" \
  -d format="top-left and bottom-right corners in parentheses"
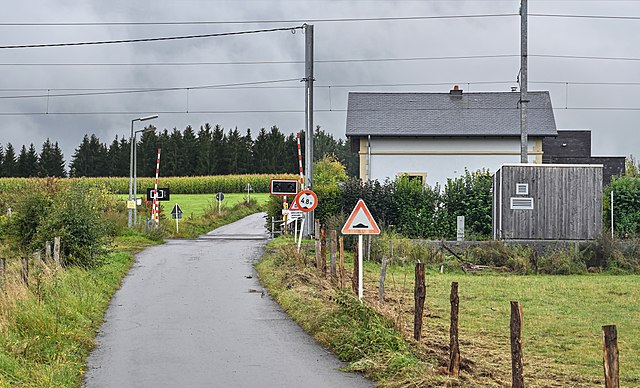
top-left (117, 193), bottom-right (270, 216)
top-left (257, 238), bottom-right (640, 387)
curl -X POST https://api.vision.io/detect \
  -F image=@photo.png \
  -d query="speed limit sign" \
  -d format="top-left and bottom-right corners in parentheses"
top-left (295, 190), bottom-right (318, 213)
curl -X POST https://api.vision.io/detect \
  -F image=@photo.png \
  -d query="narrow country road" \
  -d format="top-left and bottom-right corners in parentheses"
top-left (84, 212), bottom-right (371, 388)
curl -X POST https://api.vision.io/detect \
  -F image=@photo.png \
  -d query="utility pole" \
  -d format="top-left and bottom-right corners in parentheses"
top-left (520, 0), bottom-right (529, 163)
top-left (304, 24), bottom-right (315, 237)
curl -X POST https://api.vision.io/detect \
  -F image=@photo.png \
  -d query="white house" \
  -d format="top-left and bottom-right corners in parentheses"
top-left (345, 87), bottom-right (558, 188)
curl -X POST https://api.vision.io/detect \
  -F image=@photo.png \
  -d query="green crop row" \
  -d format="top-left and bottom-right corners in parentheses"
top-left (0, 174), bottom-right (296, 195)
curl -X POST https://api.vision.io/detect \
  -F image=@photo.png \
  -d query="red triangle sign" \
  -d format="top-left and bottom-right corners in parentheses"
top-left (342, 199), bottom-right (380, 235)
top-left (289, 200), bottom-right (301, 211)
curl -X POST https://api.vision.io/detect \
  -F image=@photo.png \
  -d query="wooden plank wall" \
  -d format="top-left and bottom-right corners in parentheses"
top-left (496, 165), bottom-right (602, 240)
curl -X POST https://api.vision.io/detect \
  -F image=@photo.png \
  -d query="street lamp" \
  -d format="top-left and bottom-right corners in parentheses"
top-left (133, 126), bottom-right (156, 225)
top-left (128, 115), bottom-right (158, 227)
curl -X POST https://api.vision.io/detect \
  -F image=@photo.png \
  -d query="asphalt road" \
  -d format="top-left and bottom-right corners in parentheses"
top-left (84, 212), bottom-right (372, 388)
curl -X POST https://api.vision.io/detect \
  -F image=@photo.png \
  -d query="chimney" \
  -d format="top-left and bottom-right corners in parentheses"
top-left (449, 85), bottom-right (463, 97)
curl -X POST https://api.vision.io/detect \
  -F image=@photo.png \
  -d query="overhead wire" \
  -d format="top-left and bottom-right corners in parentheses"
top-left (0, 25), bottom-right (304, 49)
top-left (0, 14), bottom-right (518, 27)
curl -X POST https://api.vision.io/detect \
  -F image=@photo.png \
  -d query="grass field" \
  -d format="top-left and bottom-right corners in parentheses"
top-left (258, 238), bottom-right (640, 387)
top-left (117, 193), bottom-right (270, 216)
top-left (362, 263), bottom-right (640, 386)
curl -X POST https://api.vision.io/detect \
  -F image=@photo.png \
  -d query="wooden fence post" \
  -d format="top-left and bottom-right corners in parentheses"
top-left (45, 242), bottom-right (52, 262)
top-left (379, 255), bottom-right (387, 305)
top-left (339, 236), bottom-right (345, 288)
top-left (320, 226), bottom-right (327, 275)
top-left (602, 325), bottom-right (619, 388)
top-left (315, 220), bottom-right (321, 272)
top-left (510, 301), bottom-right (524, 388)
top-left (449, 282), bottom-right (460, 377)
top-left (330, 230), bottom-right (337, 281)
top-left (413, 262), bottom-right (426, 341)
top-left (0, 258), bottom-right (5, 289)
top-left (20, 257), bottom-right (29, 287)
top-left (352, 241), bottom-right (359, 294)
top-left (53, 236), bottom-right (61, 267)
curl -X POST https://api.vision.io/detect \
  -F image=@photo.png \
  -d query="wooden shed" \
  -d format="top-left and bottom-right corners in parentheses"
top-left (493, 164), bottom-right (603, 240)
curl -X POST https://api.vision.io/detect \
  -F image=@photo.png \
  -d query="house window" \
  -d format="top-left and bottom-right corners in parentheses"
top-left (516, 183), bottom-right (529, 195)
top-left (398, 172), bottom-right (427, 186)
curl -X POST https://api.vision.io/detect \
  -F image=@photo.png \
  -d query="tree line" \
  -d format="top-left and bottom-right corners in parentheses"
top-left (0, 124), bottom-right (357, 178)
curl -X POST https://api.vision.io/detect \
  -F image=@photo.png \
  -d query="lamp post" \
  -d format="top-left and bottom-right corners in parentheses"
top-left (128, 115), bottom-right (158, 227)
top-left (134, 127), bottom-right (156, 225)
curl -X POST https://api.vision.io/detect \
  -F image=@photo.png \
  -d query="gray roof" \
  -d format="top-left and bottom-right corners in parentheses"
top-left (346, 91), bottom-right (557, 137)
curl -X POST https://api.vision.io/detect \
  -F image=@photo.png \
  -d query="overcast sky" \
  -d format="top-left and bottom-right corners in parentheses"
top-left (1, 0), bottom-right (639, 166)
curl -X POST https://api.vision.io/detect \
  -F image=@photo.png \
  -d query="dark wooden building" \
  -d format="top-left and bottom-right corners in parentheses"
top-left (493, 164), bottom-right (603, 240)
top-left (542, 130), bottom-right (624, 186)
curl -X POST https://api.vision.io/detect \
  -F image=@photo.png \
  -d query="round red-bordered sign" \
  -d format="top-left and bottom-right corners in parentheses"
top-left (295, 189), bottom-right (318, 213)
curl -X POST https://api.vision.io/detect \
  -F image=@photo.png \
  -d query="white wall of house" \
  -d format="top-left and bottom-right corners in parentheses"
top-left (359, 137), bottom-right (543, 188)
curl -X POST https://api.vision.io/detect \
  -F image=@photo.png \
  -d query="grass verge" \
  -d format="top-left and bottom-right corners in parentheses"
top-left (0, 204), bottom-right (264, 387)
top-left (255, 238), bottom-right (446, 387)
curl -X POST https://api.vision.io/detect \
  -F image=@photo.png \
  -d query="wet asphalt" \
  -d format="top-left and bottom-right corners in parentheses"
top-left (84, 212), bottom-right (372, 388)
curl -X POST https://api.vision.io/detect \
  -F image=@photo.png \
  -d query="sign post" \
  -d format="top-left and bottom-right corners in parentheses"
top-left (216, 192), bottom-right (225, 214)
top-left (171, 203), bottom-right (183, 233)
top-left (341, 199), bottom-right (381, 301)
top-left (245, 183), bottom-right (253, 205)
top-left (456, 216), bottom-right (465, 242)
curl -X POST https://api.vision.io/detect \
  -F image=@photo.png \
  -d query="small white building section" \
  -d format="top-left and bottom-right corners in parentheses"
top-left (359, 137), bottom-right (542, 188)
top-left (346, 88), bottom-right (557, 188)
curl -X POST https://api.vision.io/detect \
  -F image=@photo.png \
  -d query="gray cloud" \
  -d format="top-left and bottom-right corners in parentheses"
top-left (1, 0), bottom-right (639, 166)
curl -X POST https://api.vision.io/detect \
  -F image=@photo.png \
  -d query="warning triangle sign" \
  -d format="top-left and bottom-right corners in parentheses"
top-left (342, 199), bottom-right (381, 235)
top-left (289, 199), bottom-right (301, 211)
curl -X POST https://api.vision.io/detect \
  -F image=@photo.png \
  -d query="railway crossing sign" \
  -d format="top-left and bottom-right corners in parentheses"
top-left (295, 190), bottom-right (318, 213)
top-left (341, 199), bottom-right (380, 235)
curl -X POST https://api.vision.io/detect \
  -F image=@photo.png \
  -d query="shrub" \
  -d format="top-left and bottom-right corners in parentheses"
top-left (441, 169), bottom-right (493, 239)
top-left (604, 176), bottom-right (640, 237)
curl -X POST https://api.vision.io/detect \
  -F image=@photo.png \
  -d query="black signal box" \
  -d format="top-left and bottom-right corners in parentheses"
top-left (270, 179), bottom-right (299, 196)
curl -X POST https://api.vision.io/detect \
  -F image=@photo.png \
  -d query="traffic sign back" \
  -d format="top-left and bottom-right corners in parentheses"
top-left (341, 199), bottom-right (380, 235)
top-left (171, 204), bottom-right (183, 219)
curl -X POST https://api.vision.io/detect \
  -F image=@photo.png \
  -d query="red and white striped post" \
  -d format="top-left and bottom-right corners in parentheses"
top-left (297, 132), bottom-right (304, 186)
top-left (153, 148), bottom-right (161, 227)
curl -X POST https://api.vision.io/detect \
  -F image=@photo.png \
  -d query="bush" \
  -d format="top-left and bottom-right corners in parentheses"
top-left (393, 176), bottom-right (442, 238)
top-left (605, 176), bottom-right (640, 237)
top-left (441, 169), bottom-right (493, 239)
top-left (37, 181), bottom-right (114, 267)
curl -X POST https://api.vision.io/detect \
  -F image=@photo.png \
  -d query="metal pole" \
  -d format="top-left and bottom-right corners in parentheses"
top-left (520, 0), bottom-right (529, 163)
top-left (358, 234), bottom-right (363, 301)
top-left (175, 203), bottom-right (179, 233)
top-left (128, 119), bottom-right (135, 227)
top-left (304, 24), bottom-right (315, 237)
top-left (133, 133), bottom-right (138, 226)
top-left (611, 190), bottom-right (614, 239)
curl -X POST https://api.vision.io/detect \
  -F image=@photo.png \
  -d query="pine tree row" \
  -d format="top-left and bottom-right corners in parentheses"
top-left (0, 123), bottom-right (357, 178)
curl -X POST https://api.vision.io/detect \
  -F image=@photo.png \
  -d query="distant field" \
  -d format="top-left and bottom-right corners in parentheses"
top-left (117, 193), bottom-right (270, 215)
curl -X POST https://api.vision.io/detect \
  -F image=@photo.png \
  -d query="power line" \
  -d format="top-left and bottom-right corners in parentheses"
top-left (0, 54), bottom-right (518, 66)
top-left (531, 13), bottom-right (640, 21)
top-left (0, 78), bottom-right (302, 99)
top-left (0, 14), bottom-right (517, 27)
top-left (2, 106), bottom-right (640, 117)
top-left (532, 54), bottom-right (640, 62)
top-left (5, 52), bottom-right (640, 67)
top-left (0, 26), bottom-right (303, 49)
top-left (7, 79), bottom-right (640, 98)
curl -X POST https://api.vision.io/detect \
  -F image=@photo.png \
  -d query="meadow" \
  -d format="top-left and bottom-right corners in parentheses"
top-left (258, 238), bottom-right (640, 387)
top-left (117, 193), bottom-right (271, 216)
